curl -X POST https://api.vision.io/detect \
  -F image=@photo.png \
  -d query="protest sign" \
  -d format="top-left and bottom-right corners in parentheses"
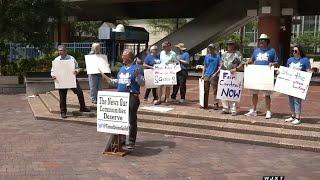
top-left (154, 64), bottom-right (180, 85)
top-left (217, 70), bottom-right (244, 102)
top-left (244, 65), bottom-right (274, 90)
top-left (52, 60), bottom-right (76, 89)
top-left (85, 54), bottom-right (111, 74)
top-left (144, 69), bottom-right (158, 89)
top-left (97, 91), bottom-right (130, 135)
top-left (274, 66), bottom-right (312, 100)
top-left (199, 78), bottom-right (205, 107)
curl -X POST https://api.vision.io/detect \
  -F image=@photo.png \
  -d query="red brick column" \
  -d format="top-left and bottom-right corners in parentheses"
top-left (258, 15), bottom-right (281, 52)
top-left (54, 23), bottom-right (71, 43)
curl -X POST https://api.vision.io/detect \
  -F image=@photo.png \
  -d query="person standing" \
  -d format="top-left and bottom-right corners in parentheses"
top-left (244, 34), bottom-right (278, 119)
top-left (159, 41), bottom-right (178, 104)
top-left (143, 45), bottom-right (159, 104)
top-left (100, 49), bottom-right (144, 150)
top-left (220, 39), bottom-right (243, 115)
top-left (88, 42), bottom-right (103, 104)
top-left (171, 43), bottom-right (190, 103)
top-left (51, 45), bottom-right (90, 118)
top-left (201, 44), bottom-right (221, 110)
top-left (284, 45), bottom-right (312, 125)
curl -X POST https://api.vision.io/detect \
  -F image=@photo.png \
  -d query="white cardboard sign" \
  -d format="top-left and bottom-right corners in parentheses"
top-left (144, 69), bottom-right (158, 89)
top-left (217, 70), bottom-right (244, 102)
top-left (154, 64), bottom-right (180, 85)
top-left (244, 65), bottom-right (274, 90)
top-left (85, 54), bottom-right (111, 74)
top-left (52, 60), bottom-right (76, 89)
top-left (274, 66), bottom-right (312, 100)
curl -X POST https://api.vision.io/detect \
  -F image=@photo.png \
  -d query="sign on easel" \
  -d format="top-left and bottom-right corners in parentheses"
top-left (97, 91), bottom-right (130, 135)
top-left (97, 91), bottom-right (130, 156)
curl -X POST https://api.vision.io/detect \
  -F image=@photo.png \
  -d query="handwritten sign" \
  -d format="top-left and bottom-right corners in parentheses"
top-left (52, 60), bottom-right (76, 89)
top-left (244, 65), bottom-right (274, 90)
top-left (85, 54), bottom-right (111, 74)
top-left (274, 66), bottom-right (312, 100)
top-left (217, 70), bottom-right (244, 102)
top-left (199, 78), bottom-right (205, 107)
top-left (97, 91), bottom-right (130, 135)
top-left (144, 69), bottom-right (158, 89)
top-left (154, 64), bottom-right (180, 85)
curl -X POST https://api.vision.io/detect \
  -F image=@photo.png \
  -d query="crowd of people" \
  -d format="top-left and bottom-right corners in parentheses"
top-left (51, 33), bottom-right (313, 149)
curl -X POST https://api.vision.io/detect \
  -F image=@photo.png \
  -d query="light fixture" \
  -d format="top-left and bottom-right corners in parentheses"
top-left (112, 24), bottom-right (125, 32)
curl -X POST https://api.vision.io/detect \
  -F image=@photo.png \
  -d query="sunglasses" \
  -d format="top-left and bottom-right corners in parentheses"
top-left (292, 50), bottom-right (298, 54)
top-left (259, 39), bottom-right (267, 42)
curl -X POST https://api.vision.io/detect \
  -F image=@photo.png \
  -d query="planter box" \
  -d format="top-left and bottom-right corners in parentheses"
top-left (0, 76), bottom-right (19, 85)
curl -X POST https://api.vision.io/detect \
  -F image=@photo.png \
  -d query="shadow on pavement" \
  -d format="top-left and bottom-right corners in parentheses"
top-left (129, 140), bottom-right (176, 157)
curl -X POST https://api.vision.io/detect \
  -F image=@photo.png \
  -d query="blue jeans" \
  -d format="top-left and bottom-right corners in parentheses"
top-left (88, 74), bottom-right (102, 103)
top-left (288, 95), bottom-right (302, 114)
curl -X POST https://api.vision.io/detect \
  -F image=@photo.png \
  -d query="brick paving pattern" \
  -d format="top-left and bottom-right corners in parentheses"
top-left (1, 94), bottom-right (320, 179)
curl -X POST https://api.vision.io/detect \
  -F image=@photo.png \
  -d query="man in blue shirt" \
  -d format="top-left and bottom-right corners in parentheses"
top-left (244, 34), bottom-right (278, 119)
top-left (201, 44), bottom-right (221, 110)
top-left (100, 49), bottom-right (145, 150)
top-left (143, 45), bottom-right (159, 104)
top-left (171, 43), bottom-right (190, 103)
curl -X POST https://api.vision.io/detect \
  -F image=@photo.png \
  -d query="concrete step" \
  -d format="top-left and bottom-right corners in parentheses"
top-left (28, 96), bottom-right (96, 125)
top-left (27, 96), bottom-right (320, 152)
top-left (138, 122), bottom-right (320, 152)
top-left (138, 108), bottom-right (320, 133)
top-left (38, 93), bottom-right (96, 117)
top-left (50, 90), bottom-right (95, 110)
top-left (138, 114), bottom-right (320, 141)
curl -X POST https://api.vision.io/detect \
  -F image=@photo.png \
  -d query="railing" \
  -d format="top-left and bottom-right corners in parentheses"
top-left (8, 42), bottom-right (147, 61)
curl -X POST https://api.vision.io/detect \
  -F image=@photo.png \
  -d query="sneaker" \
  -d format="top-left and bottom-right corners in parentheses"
top-left (220, 109), bottom-right (229, 114)
top-left (292, 119), bottom-right (301, 125)
top-left (231, 111), bottom-right (237, 116)
top-left (143, 98), bottom-right (148, 102)
top-left (153, 100), bottom-right (161, 105)
top-left (285, 116), bottom-right (295, 122)
top-left (213, 103), bottom-right (219, 110)
top-left (171, 98), bottom-right (177, 102)
top-left (126, 143), bottom-right (135, 150)
top-left (265, 111), bottom-right (272, 119)
top-left (61, 113), bottom-right (67, 118)
top-left (179, 99), bottom-right (185, 103)
top-left (80, 107), bottom-right (91, 112)
top-left (244, 109), bottom-right (257, 117)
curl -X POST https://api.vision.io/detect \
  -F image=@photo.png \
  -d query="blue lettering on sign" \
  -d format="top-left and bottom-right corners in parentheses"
top-left (221, 88), bottom-right (241, 98)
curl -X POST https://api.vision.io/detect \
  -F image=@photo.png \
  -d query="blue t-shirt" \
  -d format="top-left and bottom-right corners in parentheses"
top-left (144, 54), bottom-right (159, 66)
top-left (179, 51), bottom-right (190, 70)
top-left (204, 53), bottom-right (221, 77)
top-left (117, 64), bottom-right (143, 94)
top-left (287, 57), bottom-right (311, 72)
top-left (251, 48), bottom-right (278, 65)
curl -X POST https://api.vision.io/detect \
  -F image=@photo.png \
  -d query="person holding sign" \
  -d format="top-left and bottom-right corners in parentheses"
top-left (159, 41), bottom-right (178, 104)
top-left (171, 43), bottom-right (190, 103)
top-left (244, 34), bottom-right (278, 119)
top-left (284, 45), bottom-right (312, 125)
top-left (100, 49), bottom-right (144, 150)
top-left (143, 45), bottom-right (160, 104)
top-left (88, 43), bottom-right (103, 104)
top-left (51, 45), bottom-right (90, 118)
top-left (220, 40), bottom-right (243, 115)
top-left (201, 44), bottom-right (221, 110)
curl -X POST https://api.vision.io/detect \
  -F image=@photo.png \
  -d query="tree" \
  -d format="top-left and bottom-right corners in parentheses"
top-left (70, 21), bottom-right (102, 41)
top-left (147, 18), bottom-right (191, 34)
top-left (0, 0), bottom-right (70, 48)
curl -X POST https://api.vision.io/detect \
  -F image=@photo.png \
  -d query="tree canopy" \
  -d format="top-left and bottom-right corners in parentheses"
top-left (0, 0), bottom-right (70, 48)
